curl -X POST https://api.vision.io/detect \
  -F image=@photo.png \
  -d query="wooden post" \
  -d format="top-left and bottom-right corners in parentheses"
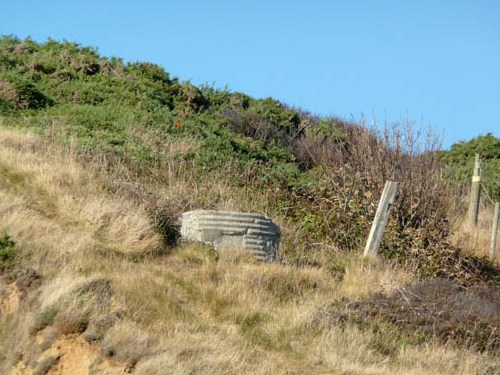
top-left (490, 202), bottom-right (499, 259)
top-left (364, 181), bottom-right (399, 257)
top-left (467, 154), bottom-right (481, 228)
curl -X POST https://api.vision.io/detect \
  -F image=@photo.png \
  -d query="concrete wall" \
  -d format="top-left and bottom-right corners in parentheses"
top-left (180, 210), bottom-right (281, 261)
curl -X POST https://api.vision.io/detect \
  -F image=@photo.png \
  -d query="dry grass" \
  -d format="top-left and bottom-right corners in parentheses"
top-left (338, 257), bottom-right (415, 299)
top-left (1, 127), bottom-right (498, 375)
top-left (450, 198), bottom-right (499, 261)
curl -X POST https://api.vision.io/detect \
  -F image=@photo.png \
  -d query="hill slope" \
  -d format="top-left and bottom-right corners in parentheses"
top-left (0, 37), bottom-right (499, 374)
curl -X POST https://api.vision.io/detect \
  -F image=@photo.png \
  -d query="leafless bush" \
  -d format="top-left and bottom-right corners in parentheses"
top-left (302, 120), bottom-right (447, 231)
top-left (223, 108), bottom-right (446, 233)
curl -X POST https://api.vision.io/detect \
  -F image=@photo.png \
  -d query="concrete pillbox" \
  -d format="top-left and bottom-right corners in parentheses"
top-left (180, 210), bottom-right (280, 261)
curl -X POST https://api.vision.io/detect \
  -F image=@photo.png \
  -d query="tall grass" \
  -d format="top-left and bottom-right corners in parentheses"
top-left (0, 127), bottom-right (498, 375)
top-left (450, 195), bottom-right (499, 260)
top-left (0, 36), bottom-right (499, 374)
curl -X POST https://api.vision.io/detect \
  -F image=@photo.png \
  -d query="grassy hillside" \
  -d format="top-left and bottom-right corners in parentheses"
top-left (0, 36), bottom-right (499, 374)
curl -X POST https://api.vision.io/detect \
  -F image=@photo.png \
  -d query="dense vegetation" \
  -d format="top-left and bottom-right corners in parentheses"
top-left (1, 35), bottom-right (496, 280)
top-left (442, 133), bottom-right (500, 201)
top-left (0, 36), bottom-right (499, 374)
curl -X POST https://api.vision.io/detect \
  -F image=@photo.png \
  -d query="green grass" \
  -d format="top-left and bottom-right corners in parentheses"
top-left (0, 234), bottom-right (16, 273)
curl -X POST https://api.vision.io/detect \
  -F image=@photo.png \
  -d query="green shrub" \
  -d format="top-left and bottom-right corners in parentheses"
top-left (443, 133), bottom-right (500, 200)
top-left (0, 233), bottom-right (16, 272)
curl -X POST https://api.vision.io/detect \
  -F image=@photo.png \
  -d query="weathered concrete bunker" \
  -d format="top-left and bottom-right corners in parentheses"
top-left (180, 210), bottom-right (280, 261)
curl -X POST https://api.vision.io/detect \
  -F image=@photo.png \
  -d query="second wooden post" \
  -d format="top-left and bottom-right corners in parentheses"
top-left (467, 154), bottom-right (481, 228)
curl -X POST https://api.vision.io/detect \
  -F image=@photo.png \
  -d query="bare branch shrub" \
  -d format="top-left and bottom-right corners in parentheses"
top-left (302, 119), bottom-right (447, 232)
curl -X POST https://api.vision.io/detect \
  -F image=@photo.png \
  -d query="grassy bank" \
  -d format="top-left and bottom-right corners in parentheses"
top-left (0, 37), bottom-right (499, 374)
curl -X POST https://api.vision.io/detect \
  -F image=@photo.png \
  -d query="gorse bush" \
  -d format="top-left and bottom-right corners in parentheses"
top-left (442, 133), bottom-right (500, 201)
top-left (0, 74), bottom-right (53, 109)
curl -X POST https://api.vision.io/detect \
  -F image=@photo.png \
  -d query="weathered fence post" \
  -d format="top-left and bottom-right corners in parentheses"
top-left (467, 154), bottom-right (481, 228)
top-left (490, 202), bottom-right (499, 259)
top-left (364, 181), bottom-right (399, 257)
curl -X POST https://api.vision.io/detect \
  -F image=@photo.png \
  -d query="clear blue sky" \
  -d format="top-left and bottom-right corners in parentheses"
top-left (2, 0), bottom-right (499, 148)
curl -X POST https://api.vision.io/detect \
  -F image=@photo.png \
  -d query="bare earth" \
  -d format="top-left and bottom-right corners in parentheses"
top-left (2, 280), bottom-right (126, 375)
top-left (0, 280), bottom-right (20, 315)
top-left (45, 336), bottom-right (127, 375)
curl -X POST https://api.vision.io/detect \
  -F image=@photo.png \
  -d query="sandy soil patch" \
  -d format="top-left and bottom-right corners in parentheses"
top-left (0, 280), bottom-right (20, 315)
top-left (45, 335), bottom-right (127, 375)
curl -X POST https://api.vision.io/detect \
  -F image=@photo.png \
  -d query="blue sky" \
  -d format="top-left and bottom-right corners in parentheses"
top-left (1, 0), bottom-right (499, 148)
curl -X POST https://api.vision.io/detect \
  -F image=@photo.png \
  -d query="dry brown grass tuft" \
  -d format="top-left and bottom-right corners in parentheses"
top-left (101, 322), bottom-right (153, 366)
top-left (337, 256), bottom-right (415, 299)
top-left (0, 128), bottom-right (163, 262)
top-left (450, 199), bottom-right (499, 261)
top-left (53, 310), bottom-right (89, 335)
